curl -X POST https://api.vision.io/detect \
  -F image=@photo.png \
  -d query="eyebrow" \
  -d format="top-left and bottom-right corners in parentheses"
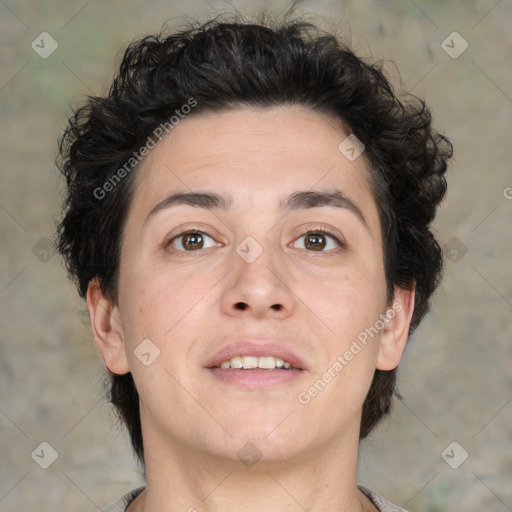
top-left (145, 188), bottom-right (369, 231)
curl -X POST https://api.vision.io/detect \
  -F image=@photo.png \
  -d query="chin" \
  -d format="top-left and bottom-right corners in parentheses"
top-left (218, 420), bottom-right (304, 457)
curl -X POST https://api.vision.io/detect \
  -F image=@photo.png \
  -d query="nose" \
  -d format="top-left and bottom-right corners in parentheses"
top-left (219, 243), bottom-right (296, 320)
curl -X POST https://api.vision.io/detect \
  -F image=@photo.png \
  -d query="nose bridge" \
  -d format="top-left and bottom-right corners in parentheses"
top-left (220, 230), bottom-right (295, 318)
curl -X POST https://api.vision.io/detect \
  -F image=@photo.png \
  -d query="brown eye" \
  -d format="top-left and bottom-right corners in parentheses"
top-left (292, 230), bottom-right (343, 252)
top-left (304, 233), bottom-right (327, 251)
top-left (169, 231), bottom-right (216, 251)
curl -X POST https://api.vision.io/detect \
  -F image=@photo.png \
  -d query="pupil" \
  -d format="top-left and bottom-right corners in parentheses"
top-left (184, 233), bottom-right (203, 250)
top-left (306, 233), bottom-right (325, 251)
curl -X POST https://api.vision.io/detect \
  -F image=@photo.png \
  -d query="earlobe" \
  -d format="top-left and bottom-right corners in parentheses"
top-left (376, 284), bottom-right (416, 371)
top-left (86, 278), bottom-right (130, 375)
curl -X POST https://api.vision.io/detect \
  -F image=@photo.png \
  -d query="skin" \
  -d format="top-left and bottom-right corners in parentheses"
top-left (87, 105), bottom-right (415, 512)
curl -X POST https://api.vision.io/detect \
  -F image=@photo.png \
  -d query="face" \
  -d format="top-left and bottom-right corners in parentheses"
top-left (91, 105), bottom-right (412, 466)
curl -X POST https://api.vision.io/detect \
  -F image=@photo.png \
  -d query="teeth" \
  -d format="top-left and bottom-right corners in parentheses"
top-left (230, 356), bottom-right (243, 369)
top-left (256, 356), bottom-right (274, 369)
top-left (217, 355), bottom-right (296, 370)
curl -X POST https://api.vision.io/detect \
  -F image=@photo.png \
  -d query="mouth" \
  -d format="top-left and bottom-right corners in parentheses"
top-left (212, 355), bottom-right (300, 370)
top-left (204, 342), bottom-right (307, 388)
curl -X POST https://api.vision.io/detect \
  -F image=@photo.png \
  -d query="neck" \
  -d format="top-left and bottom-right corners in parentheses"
top-left (128, 427), bottom-right (376, 512)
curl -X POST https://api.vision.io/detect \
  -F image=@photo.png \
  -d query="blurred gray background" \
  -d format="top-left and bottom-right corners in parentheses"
top-left (1, 0), bottom-right (511, 510)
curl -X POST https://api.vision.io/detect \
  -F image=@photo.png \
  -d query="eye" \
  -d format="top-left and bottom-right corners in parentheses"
top-left (291, 229), bottom-right (344, 252)
top-left (168, 230), bottom-right (218, 251)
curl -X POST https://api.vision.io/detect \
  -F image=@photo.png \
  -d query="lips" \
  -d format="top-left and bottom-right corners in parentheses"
top-left (204, 341), bottom-right (307, 371)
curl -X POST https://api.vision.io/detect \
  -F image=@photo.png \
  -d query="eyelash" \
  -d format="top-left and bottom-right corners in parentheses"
top-left (166, 226), bottom-right (345, 252)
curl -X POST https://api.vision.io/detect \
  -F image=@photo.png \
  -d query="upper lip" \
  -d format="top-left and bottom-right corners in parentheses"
top-left (204, 341), bottom-right (307, 370)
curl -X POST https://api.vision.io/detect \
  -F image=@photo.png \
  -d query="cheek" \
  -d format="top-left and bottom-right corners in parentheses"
top-left (303, 264), bottom-right (387, 340)
top-left (123, 276), bottom-right (181, 338)
top-left (119, 259), bottom-right (218, 351)
top-left (299, 275), bottom-right (384, 419)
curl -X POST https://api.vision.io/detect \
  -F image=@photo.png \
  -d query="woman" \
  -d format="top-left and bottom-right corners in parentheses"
top-left (56, 14), bottom-right (452, 512)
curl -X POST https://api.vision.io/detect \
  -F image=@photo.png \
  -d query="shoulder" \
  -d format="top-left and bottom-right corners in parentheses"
top-left (358, 485), bottom-right (410, 512)
top-left (100, 486), bottom-right (146, 512)
top-left (100, 485), bottom-right (406, 512)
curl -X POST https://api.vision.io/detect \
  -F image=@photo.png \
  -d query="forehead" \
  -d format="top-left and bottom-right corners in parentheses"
top-left (127, 105), bottom-right (379, 232)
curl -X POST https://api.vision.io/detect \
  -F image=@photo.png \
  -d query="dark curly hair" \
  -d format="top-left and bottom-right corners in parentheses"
top-left (56, 14), bottom-right (452, 467)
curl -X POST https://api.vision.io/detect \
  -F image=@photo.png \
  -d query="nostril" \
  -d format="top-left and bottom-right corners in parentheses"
top-left (234, 303), bottom-right (283, 311)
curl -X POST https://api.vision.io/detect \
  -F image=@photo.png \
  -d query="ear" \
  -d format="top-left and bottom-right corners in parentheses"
top-left (86, 278), bottom-right (130, 375)
top-left (376, 284), bottom-right (416, 371)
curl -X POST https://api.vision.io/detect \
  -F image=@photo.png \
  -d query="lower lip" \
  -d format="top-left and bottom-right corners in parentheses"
top-left (207, 368), bottom-right (305, 388)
